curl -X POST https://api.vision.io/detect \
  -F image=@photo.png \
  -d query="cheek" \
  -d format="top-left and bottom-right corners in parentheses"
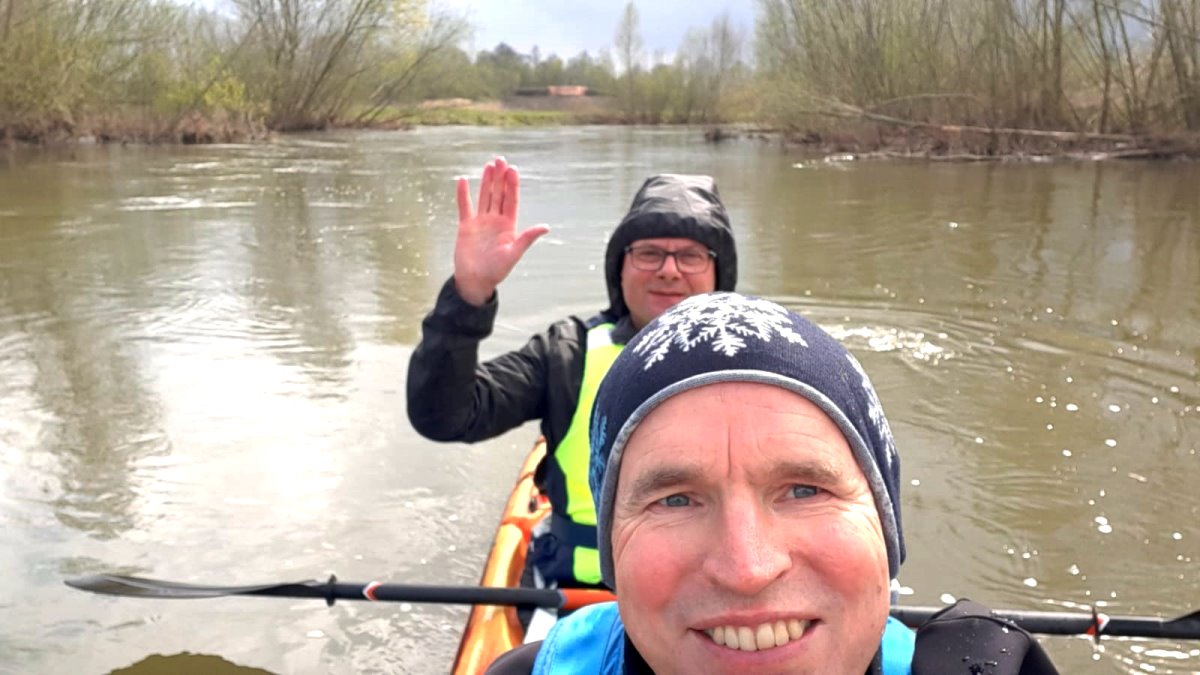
top-left (613, 526), bottom-right (681, 611)
top-left (688, 270), bottom-right (717, 293)
top-left (806, 511), bottom-right (891, 601)
top-left (620, 270), bottom-right (648, 302)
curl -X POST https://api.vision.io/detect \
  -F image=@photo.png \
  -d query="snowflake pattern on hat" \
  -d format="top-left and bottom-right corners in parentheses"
top-left (631, 293), bottom-right (809, 369)
top-left (846, 353), bottom-right (899, 474)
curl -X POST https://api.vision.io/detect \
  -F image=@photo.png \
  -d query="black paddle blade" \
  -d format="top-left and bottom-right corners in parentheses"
top-left (65, 574), bottom-right (318, 599)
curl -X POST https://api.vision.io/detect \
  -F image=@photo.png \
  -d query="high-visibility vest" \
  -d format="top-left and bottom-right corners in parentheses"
top-left (550, 322), bottom-right (622, 585)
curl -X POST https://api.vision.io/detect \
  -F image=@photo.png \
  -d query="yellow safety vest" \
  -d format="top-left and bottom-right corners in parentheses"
top-left (552, 322), bottom-right (622, 584)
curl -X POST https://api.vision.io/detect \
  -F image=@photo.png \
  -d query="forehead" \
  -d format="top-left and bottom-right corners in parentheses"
top-left (627, 237), bottom-right (706, 250)
top-left (617, 382), bottom-right (858, 483)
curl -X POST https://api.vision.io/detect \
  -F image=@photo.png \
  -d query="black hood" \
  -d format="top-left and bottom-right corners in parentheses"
top-left (604, 174), bottom-right (738, 318)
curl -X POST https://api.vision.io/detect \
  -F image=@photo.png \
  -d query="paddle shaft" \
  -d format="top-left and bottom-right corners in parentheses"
top-left (65, 574), bottom-right (614, 610)
top-left (893, 606), bottom-right (1200, 639)
top-left (67, 574), bottom-right (1199, 639)
top-left (266, 582), bottom-right (611, 611)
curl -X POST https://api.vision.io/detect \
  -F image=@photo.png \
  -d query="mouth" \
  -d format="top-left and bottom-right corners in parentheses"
top-left (703, 619), bottom-right (812, 652)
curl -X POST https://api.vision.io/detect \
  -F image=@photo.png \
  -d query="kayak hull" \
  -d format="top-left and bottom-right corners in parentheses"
top-left (451, 441), bottom-right (548, 674)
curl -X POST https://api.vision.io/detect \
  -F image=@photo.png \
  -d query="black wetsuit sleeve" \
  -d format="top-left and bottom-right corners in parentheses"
top-left (484, 642), bottom-right (541, 675)
top-left (911, 599), bottom-right (1060, 674)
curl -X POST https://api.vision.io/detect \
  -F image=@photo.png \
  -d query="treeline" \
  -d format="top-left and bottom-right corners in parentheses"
top-left (381, 4), bottom-right (753, 125)
top-left (0, 0), bottom-right (750, 142)
top-left (757, 0), bottom-right (1200, 138)
top-left (4, 0), bottom-right (1200, 145)
top-left (0, 0), bottom-right (468, 141)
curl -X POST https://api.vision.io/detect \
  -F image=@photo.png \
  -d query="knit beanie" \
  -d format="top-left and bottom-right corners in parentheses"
top-left (589, 292), bottom-right (905, 589)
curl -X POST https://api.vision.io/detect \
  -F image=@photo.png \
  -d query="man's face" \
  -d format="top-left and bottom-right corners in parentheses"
top-left (620, 237), bottom-right (717, 329)
top-left (610, 382), bottom-right (891, 675)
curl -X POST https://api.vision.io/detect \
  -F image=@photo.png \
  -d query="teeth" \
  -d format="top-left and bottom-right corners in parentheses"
top-left (737, 626), bottom-right (755, 651)
top-left (772, 621), bottom-right (789, 646)
top-left (705, 619), bottom-right (809, 652)
top-left (754, 623), bottom-right (776, 650)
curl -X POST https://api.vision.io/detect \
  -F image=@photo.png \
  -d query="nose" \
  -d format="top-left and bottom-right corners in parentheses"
top-left (701, 501), bottom-right (791, 596)
top-left (656, 252), bottom-right (682, 278)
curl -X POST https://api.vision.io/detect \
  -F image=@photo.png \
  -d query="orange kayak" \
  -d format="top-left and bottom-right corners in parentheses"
top-left (451, 440), bottom-right (550, 674)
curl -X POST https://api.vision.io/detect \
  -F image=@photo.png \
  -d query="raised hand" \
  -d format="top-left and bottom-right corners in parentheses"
top-left (452, 157), bottom-right (550, 306)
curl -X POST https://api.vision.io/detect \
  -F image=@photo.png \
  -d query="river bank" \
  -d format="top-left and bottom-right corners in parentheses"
top-left (0, 109), bottom-right (270, 147)
top-left (6, 98), bottom-right (1199, 162)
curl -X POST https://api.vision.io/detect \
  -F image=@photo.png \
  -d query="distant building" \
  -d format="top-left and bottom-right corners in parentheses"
top-left (547, 85), bottom-right (588, 97)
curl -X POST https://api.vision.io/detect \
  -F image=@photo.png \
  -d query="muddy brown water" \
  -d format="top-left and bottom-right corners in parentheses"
top-left (1, 127), bottom-right (1197, 673)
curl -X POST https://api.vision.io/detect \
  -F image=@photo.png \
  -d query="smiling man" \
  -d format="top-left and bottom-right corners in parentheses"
top-left (407, 161), bottom-right (737, 595)
top-left (488, 293), bottom-right (1061, 674)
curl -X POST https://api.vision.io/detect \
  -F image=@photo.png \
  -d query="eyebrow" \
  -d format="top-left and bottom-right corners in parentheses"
top-left (621, 459), bottom-right (848, 505)
top-left (623, 465), bottom-right (703, 506)
top-left (771, 460), bottom-right (847, 487)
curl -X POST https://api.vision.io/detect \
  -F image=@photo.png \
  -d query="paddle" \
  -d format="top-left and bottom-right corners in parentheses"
top-left (66, 574), bottom-right (1200, 640)
top-left (65, 574), bottom-right (615, 612)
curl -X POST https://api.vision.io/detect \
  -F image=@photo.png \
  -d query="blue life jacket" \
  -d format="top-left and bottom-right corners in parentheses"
top-left (532, 602), bottom-right (914, 674)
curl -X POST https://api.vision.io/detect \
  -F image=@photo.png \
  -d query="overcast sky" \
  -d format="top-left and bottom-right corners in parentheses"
top-left (440, 0), bottom-right (757, 61)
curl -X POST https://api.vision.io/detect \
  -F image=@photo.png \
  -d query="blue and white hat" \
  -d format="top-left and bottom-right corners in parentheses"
top-left (589, 292), bottom-right (905, 589)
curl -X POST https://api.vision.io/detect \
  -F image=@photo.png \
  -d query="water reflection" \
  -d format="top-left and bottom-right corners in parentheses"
top-left (0, 165), bottom-right (172, 541)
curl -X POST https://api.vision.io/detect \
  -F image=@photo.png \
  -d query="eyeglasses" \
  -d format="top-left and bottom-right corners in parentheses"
top-left (625, 245), bottom-right (716, 274)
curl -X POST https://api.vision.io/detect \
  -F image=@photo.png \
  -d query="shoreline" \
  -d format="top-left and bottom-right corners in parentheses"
top-left (5, 109), bottom-right (1199, 162)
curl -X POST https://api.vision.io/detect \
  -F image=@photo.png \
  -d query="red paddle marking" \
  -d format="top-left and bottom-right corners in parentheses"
top-left (1086, 613), bottom-right (1111, 636)
top-left (363, 581), bottom-right (382, 601)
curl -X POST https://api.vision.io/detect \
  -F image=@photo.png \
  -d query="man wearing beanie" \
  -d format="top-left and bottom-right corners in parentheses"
top-left (488, 293), bottom-right (1059, 674)
top-left (407, 158), bottom-right (738, 594)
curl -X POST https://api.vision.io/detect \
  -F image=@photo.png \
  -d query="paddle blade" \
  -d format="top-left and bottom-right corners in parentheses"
top-left (65, 574), bottom-right (313, 599)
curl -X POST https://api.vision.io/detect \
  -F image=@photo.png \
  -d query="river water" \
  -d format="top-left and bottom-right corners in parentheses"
top-left (1, 127), bottom-right (1197, 674)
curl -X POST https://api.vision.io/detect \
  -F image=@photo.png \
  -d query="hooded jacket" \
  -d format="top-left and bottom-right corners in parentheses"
top-left (406, 174), bottom-right (737, 586)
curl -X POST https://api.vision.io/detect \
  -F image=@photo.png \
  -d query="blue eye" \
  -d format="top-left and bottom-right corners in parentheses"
top-left (790, 485), bottom-right (819, 499)
top-left (659, 494), bottom-right (690, 507)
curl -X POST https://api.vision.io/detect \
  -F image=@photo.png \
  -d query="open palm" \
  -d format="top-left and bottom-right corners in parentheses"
top-left (453, 157), bottom-right (550, 306)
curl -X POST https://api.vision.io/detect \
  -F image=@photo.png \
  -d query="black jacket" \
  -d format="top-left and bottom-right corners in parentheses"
top-left (406, 277), bottom-right (634, 453)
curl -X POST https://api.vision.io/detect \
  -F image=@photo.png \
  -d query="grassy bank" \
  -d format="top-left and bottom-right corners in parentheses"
top-left (394, 107), bottom-right (571, 127)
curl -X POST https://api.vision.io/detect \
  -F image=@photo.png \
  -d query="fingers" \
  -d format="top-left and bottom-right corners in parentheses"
top-left (477, 161), bottom-right (495, 214)
top-left (488, 156), bottom-right (508, 216)
top-left (512, 223), bottom-right (551, 258)
top-left (500, 163), bottom-right (519, 218)
top-left (468, 156), bottom-right (517, 220)
top-left (456, 176), bottom-right (472, 224)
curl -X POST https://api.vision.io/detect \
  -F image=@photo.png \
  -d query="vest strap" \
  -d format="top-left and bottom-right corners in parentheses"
top-left (549, 513), bottom-right (598, 549)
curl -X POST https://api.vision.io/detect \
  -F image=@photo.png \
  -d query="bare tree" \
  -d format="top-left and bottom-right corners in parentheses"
top-left (614, 1), bottom-right (643, 120)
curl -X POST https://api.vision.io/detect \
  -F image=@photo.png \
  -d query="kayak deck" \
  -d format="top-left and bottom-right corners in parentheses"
top-left (451, 441), bottom-right (549, 674)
